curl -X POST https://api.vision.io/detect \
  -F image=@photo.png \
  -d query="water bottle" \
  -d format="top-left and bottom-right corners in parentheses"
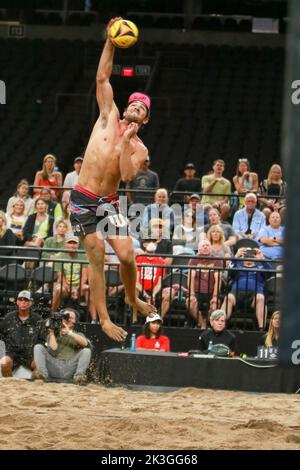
top-left (208, 340), bottom-right (213, 352)
top-left (130, 333), bottom-right (136, 351)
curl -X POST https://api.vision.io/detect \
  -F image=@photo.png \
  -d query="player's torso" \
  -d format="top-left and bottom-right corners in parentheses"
top-left (78, 114), bottom-right (146, 196)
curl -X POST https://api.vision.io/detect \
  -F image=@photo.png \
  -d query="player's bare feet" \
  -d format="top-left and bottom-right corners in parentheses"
top-left (126, 297), bottom-right (157, 317)
top-left (101, 319), bottom-right (128, 342)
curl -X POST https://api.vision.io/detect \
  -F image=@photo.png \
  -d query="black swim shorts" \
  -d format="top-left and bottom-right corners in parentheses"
top-left (70, 185), bottom-right (129, 237)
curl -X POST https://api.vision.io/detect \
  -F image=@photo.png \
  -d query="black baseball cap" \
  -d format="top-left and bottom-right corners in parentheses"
top-left (185, 163), bottom-right (196, 170)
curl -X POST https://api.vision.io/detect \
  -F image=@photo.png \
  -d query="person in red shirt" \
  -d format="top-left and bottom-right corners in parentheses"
top-left (136, 314), bottom-right (170, 352)
top-left (135, 240), bottom-right (165, 322)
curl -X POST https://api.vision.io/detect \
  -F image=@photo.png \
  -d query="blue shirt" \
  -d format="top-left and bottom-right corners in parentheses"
top-left (231, 260), bottom-right (272, 294)
top-left (232, 208), bottom-right (266, 239)
top-left (257, 225), bottom-right (284, 260)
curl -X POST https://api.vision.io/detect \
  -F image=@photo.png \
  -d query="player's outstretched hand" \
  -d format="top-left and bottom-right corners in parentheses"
top-left (107, 17), bottom-right (122, 37)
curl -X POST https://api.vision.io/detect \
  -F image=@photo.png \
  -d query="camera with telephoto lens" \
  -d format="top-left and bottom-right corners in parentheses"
top-left (45, 311), bottom-right (70, 331)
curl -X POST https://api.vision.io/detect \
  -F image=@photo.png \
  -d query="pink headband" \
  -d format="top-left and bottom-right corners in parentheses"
top-left (128, 92), bottom-right (151, 111)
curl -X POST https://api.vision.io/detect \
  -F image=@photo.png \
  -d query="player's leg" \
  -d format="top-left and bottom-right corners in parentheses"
top-left (83, 232), bottom-right (127, 341)
top-left (108, 236), bottom-right (157, 317)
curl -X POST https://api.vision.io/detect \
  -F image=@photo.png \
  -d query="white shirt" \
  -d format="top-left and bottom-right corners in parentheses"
top-left (63, 171), bottom-right (79, 189)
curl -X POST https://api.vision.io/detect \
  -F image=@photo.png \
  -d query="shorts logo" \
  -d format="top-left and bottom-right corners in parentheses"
top-left (72, 224), bottom-right (82, 234)
top-left (108, 214), bottom-right (128, 228)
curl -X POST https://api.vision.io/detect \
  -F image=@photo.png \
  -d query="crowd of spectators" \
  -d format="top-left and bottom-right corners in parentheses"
top-left (0, 154), bottom-right (285, 338)
top-left (0, 153), bottom-right (286, 382)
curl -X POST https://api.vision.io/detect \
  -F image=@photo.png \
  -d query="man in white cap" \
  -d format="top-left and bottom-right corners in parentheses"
top-left (0, 290), bottom-right (45, 377)
top-left (135, 314), bottom-right (170, 352)
top-left (69, 17), bottom-right (156, 341)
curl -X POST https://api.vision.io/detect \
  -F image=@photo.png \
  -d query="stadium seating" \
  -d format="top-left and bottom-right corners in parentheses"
top-left (0, 38), bottom-right (283, 206)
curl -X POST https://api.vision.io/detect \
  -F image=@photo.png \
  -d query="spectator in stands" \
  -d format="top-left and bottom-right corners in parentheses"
top-left (0, 290), bottom-right (46, 377)
top-left (201, 159), bottom-right (231, 221)
top-left (259, 311), bottom-right (280, 348)
top-left (39, 188), bottom-right (63, 222)
top-left (259, 164), bottom-right (287, 222)
top-left (232, 192), bottom-right (266, 240)
top-left (257, 211), bottom-right (284, 260)
top-left (146, 219), bottom-right (173, 262)
top-left (42, 219), bottom-right (69, 263)
top-left (126, 155), bottom-right (159, 204)
top-left (33, 154), bottom-right (63, 200)
top-left (33, 308), bottom-right (91, 384)
top-left (204, 208), bottom-right (237, 250)
top-left (135, 240), bottom-right (165, 323)
top-left (232, 158), bottom-right (259, 206)
top-left (221, 247), bottom-right (271, 330)
top-left (188, 193), bottom-right (207, 227)
top-left (52, 234), bottom-right (89, 312)
top-left (173, 207), bottom-right (201, 253)
top-left (173, 163), bottom-right (201, 202)
top-left (23, 198), bottom-right (54, 248)
top-left (206, 225), bottom-right (232, 258)
top-left (54, 191), bottom-right (72, 235)
top-left (187, 239), bottom-right (223, 330)
top-left (0, 211), bottom-right (16, 266)
top-left (63, 156), bottom-right (83, 190)
top-left (6, 179), bottom-right (33, 217)
top-left (136, 313), bottom-right (170, 352)
top-left (198, 309), bottom-right (236, 353)
top-left (141, 188), bottom-right (174, 239)
top-left (6, 199), bottom-right (27, 245)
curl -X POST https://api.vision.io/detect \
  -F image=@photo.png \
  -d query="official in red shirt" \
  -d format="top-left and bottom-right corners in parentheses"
top-left (136, 314), bottom-right (170, 352)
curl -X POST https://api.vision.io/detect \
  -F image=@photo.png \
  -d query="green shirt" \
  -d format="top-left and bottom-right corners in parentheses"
top-left (201, 174), bottom-right (231, 204)
top-left (42, 236), bottom-right (66, 259)
top-left (33, 215), bottom-right (50, 239)
top-left (53, 252), bottom-right (88, 285)
top-left (54, 332), bottom-right (87, 361)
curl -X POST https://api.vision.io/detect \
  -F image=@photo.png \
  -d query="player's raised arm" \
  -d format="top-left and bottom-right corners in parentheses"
top-left (95, 18), bottom-right (121, 121)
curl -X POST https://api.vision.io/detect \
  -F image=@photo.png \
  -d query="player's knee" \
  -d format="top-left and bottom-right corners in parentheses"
top-left (119, 248), bottom-right (134, 265)
top-left (89, 246), bottom-right (105, 267)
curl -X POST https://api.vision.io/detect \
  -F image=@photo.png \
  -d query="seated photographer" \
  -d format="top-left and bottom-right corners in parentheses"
top-left (221, 247), bottom-right (271, 330)
top-left (198, 309), bottom-right (236, 353)
top-left (33, 308), bottom-right (91, 384)
top-left (0, 290), bottom-right (46, 377)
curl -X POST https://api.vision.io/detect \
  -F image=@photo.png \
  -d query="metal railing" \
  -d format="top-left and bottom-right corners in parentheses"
top-left (0, 246), bottom-right (283, 330)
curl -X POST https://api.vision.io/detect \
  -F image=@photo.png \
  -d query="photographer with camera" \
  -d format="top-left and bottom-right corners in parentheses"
top-left (221, 247), bottom-right (271, 330)
top-left (0, 290), bottom-right (46, 377)
top-left (33, 308), bottom-right (91, 384)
